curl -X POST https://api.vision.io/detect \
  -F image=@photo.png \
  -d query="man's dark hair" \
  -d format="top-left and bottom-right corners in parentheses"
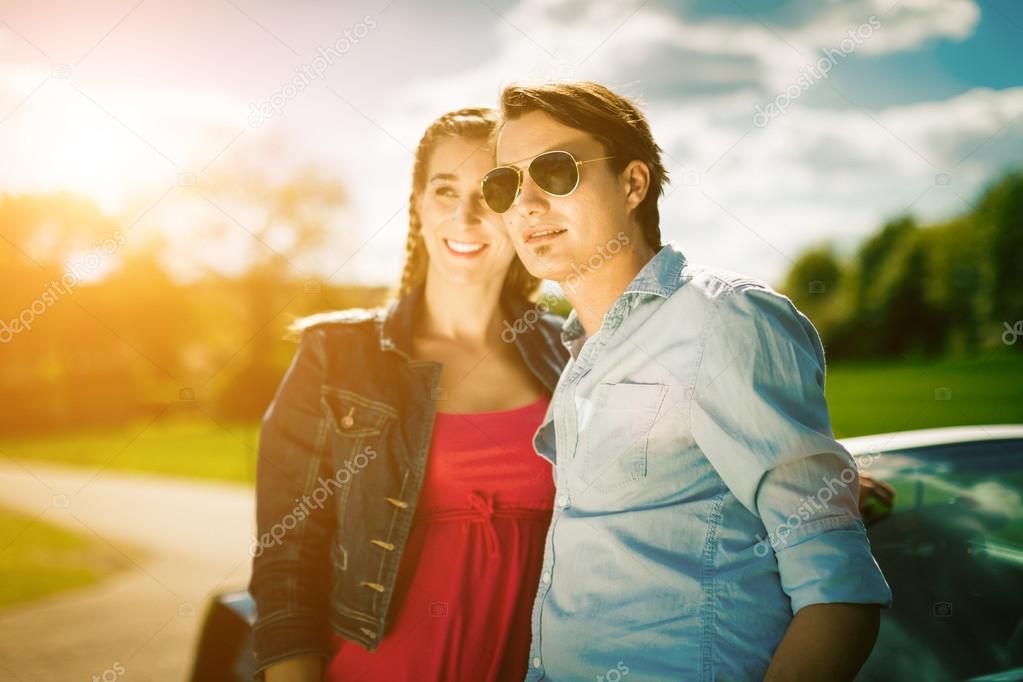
top-left (499, 81), bottom-right (669, 250)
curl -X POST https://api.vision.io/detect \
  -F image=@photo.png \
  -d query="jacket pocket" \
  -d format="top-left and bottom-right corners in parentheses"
top-left (581, 382), bottom-right (667, 494)
top-left (321, 387), bottom-right (398, 438)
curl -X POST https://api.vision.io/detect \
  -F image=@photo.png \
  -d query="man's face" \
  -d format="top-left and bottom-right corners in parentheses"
top-left (495, 110), bottom-right (631, 284)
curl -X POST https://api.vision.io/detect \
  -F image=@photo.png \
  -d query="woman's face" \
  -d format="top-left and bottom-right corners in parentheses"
top-left (416, 135), bottom-right (518, 289)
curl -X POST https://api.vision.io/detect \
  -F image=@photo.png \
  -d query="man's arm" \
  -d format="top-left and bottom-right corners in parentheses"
top-left (689, 285), bottom-right (892, 678)
top-left (764, 603), bottom-right (880, 681)
top-left (751, 451), bottom-right (889, 680)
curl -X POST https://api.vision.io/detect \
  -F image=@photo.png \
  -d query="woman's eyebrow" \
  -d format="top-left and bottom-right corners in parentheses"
top-left (428, 173), bottom-right (458, 183)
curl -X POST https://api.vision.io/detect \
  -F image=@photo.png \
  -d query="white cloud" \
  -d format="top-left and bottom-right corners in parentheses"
top-left (464, 0), bottom-right (982, 94)
top-left (0, 0), bottom-right (1011, 290)
top-left (653, 85), bottom-right (1023, 283)
top-left (350, 0), bottom-right (1005, 287)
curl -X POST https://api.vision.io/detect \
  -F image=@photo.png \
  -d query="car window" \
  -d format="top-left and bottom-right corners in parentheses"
top-left (859, 438), bottom-right (1023, 680)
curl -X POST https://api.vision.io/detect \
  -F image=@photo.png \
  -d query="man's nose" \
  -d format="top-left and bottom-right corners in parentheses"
top-left (516, 173), bottom-right (549, 217)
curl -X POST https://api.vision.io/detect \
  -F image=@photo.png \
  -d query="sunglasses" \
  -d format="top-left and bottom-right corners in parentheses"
top-left (480, 150), bottom-right (614, 214)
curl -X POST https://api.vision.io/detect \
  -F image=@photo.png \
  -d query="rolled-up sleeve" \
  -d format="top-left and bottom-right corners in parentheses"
top-left (691, 283), bottom-right (892, 613)
top-left (758, 452), bottom-right (893, 612)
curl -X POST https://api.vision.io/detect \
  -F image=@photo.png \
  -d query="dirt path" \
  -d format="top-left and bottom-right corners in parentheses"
top-left (0, 460), bottom-right (256, 682)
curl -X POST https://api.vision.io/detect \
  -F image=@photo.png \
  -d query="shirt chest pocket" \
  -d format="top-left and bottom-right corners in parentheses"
top-left (579, 382), bottom-right (667, 494)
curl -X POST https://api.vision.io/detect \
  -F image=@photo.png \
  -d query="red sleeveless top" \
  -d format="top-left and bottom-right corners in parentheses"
top-left (326, 395), bottom-right (554, 681)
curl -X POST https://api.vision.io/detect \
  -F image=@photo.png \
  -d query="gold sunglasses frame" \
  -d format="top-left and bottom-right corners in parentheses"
top-left (480, 151), bottom-right (614, 213)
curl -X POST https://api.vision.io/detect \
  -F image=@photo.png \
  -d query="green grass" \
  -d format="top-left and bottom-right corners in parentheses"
top-left (0, 354), bottom-right (1016, 614)
top-left (0, 503), bottom-right (135, 609)
top-left (826, 352), bottom-right (1023, 438)
top-left (0, 354), bottom-right (1020, 485)
top-left (0, 414), bottom-right (260, 485)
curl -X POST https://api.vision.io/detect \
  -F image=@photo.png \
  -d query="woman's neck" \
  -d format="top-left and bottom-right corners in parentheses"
top-left (417, 272), bottom-right (507, 346)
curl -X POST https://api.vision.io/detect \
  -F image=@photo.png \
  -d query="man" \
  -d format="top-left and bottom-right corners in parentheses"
top-left (480, 81), bottom-right (892, 680)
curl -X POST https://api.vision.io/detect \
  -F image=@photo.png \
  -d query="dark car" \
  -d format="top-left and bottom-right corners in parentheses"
top-left (191, 425), bottom-right (1023, 682)
top-left (847, 425), bottom-right (1023, 682)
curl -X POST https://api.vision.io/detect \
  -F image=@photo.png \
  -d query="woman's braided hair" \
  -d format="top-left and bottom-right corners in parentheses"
top-left (396, 107), bottom-right (541, 301)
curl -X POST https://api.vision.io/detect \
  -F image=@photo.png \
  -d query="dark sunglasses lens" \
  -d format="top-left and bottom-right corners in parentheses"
top-left (530, 151), bottom-right (578, 196)
top-left (481, 167), bottom-right (519, 213)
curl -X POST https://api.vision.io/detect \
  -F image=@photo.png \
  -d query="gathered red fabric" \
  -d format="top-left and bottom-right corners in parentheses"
top-left (326, 395), bottom-right (554, 682)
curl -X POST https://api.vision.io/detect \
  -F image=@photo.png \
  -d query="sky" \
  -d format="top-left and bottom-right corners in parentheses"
top-left (1, 0), bottom-right (1021, 288)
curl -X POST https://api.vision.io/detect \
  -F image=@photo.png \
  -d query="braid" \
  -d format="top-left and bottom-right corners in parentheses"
top-left (398, 188), bottom-right (426, 298)
top-left (395, 107), bottom-right (540, 302)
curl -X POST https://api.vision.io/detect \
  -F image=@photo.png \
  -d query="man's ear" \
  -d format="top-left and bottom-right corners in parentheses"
top-left (622, 160), bottom-right (651, 212)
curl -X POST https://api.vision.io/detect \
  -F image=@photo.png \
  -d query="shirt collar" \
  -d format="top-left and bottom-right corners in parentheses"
top-left (621, 242), bottom-right (688, 299)
top-left (559, 242), bottom-right (688, 347)
top-left (560, 309), bottom-right (586, 355)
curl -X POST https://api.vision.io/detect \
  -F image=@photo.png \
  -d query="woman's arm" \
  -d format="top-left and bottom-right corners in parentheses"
top-left (249, 328), bottom-right (335, 675)
top-left (857, 472), bottom-right (896, 526)
top-left (263, 654), bottom-right (324, 682)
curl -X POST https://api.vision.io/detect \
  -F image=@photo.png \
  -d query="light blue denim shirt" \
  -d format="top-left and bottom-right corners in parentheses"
top-left (525, 243), bottom-right (892, 681)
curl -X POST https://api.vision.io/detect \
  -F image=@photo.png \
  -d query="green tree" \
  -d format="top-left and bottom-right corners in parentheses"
top-left (780, 245), bottom-right (845, 342)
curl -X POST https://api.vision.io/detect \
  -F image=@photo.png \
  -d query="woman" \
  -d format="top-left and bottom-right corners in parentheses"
top-left (249, 107), bottom-right (569, 682)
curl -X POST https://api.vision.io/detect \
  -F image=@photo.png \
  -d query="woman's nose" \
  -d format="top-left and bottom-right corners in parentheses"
top-left (456, 193), bottom-right (485, 226)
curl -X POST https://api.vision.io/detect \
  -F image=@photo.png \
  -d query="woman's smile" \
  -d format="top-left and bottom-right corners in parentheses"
top-left (443, 238), bottom-right (488, 257)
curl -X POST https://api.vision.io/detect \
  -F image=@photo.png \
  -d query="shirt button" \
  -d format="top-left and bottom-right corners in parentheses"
top-left (541, 571), bottom-right (551, 583)
top-left (557, 494), bottom-right (570, 508)
top-left (533, 657), bottom-right (542, 668)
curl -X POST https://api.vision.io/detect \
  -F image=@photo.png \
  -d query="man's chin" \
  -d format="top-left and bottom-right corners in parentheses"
top-left (517, 245), bottom-right (568, 280)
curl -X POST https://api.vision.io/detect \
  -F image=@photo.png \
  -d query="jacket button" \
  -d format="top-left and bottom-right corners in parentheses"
top-left (341, 407), bottom-right (355, 429)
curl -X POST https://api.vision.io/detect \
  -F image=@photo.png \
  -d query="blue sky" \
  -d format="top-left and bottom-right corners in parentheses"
top-left (0, 0), bottom-right (1020, 287)
top-left (823, 1), bottom-right (1023, 105)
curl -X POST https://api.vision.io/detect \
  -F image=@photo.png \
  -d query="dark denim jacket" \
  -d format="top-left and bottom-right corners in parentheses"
top-left (248, 285), bottom-right (569, 676)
